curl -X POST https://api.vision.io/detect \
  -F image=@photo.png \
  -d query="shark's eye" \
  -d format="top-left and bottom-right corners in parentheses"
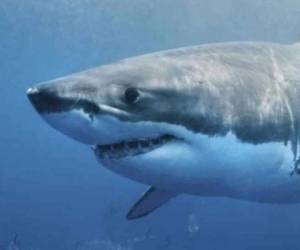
top-left (124, 87), bottom-right (139, 104)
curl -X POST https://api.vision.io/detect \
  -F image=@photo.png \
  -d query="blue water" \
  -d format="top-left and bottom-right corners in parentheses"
top-left (1, 1), bottom-right (300, 249)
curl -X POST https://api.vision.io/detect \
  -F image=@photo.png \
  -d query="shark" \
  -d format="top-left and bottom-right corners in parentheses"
top-left (27, 41), bottom-right (300, 220)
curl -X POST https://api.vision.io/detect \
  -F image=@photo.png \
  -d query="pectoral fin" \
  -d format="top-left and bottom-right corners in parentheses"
top-left (127, 186), bottom-right (177, 220)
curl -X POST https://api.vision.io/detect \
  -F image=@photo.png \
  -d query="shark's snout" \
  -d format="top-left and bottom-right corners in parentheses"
top-left (26, 83), bottom-right (101, 115)
top-left (27, 86), bottom-right (48, 112)
top-left (27, 85), bottom-right (73, 114)
top-left (26, 82), bottom-right (103, 145)
top-left (27, 86), bottom-right (44, 109)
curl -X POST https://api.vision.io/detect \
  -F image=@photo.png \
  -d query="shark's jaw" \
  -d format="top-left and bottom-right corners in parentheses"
top-left (42, 109), bottom-right (186, 160)
top-left (93, 134), bottom-right (179, 159)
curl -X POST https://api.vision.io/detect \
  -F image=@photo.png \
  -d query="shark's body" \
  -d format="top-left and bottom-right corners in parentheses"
top-left (27, 42), bottom-right (300, 219)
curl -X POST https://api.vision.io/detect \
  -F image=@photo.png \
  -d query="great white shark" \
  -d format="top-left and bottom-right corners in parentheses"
top-left (27, 41), bottom-right (300, 219)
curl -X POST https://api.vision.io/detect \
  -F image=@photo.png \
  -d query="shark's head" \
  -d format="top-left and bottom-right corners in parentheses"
top-left (27, 51), bottom-right (216, 186)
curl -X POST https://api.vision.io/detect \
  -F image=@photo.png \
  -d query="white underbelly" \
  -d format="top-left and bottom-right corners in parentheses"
top-left (99, 132), bottom-right (300, 204)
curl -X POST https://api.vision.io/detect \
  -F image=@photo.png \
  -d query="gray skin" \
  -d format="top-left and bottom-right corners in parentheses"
top-left (31, 42), bottom-right (300, 148)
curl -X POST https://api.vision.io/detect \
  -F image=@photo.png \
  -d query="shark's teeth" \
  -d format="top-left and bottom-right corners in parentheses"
top-left (94, 134), bottom-right (177, 159)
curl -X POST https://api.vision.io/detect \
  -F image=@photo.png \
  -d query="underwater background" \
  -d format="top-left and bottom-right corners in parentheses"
top-left (1, 0), bottom-right (300, 249)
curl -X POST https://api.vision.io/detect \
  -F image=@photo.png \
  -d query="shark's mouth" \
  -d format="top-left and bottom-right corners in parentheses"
top-left (94, 134), bottom-right (178, 159)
